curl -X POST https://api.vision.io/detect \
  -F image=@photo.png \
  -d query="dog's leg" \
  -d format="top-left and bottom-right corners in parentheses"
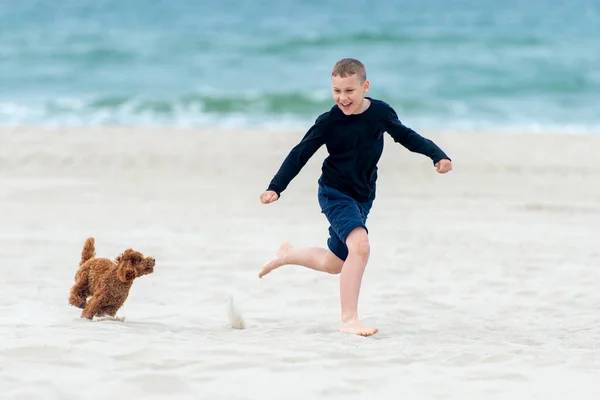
top-left (69, 271), bottom-right (90, 309)
top-left (81, 295), bottom-right (104, 320)
top-left (94, 305), bottom-right (125, 322)
top-left (95, 305), bottom-right (118, 317)
top-left (102, 305), bottom-right (120, 317)
top-left (92, 305), bottom-right (121, 320)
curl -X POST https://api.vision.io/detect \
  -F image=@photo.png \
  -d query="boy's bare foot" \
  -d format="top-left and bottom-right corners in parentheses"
top-left (258, 242), bottom-right (293, 278)
top-left (338, 319), bottom-right (378, 337)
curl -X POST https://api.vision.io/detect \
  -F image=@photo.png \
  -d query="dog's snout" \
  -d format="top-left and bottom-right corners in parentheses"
top-left (152, 258), bottom-right (156, 264)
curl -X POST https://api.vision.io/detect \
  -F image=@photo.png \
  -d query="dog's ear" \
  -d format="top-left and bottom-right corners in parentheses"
top-left (117, 249), bottom-right (136, 282)
top-left (115, 248), bottom-right (135, 264)
top-left (117, 260), bottom-right (136, 282)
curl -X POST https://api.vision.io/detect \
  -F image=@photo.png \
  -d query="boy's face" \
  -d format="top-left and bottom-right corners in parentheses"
top-left (331, 73), bottom-right (370, 115)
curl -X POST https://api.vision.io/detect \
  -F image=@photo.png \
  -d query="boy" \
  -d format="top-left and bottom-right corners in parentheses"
top-left (258, 58), bottom-right (452, 336)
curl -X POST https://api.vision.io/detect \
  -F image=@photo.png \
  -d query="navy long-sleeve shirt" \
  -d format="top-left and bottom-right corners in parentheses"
top-left (267, 97), bottom-right (451, 202)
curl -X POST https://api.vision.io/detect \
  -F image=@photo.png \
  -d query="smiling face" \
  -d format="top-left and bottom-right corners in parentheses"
top-left (331, 73), bottom-right (370, 115)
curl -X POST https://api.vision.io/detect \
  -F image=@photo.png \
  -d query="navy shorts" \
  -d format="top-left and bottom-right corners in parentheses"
top-left (317, 184), bottom-right (373, 261)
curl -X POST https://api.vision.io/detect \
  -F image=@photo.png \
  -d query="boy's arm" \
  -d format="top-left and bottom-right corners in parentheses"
top-left (266, 117), bottom-right (328, 197)
top-left (384, 106), bottom-right (450, 164)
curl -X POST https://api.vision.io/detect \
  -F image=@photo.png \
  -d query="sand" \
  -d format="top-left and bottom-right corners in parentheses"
top-left (1, 127), bottom-right (599, 399)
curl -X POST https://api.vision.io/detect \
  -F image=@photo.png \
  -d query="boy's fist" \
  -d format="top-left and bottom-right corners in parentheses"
top-left (435, 159), bottom-right (452, 174)
top-left (260, 190), bottom-right (279, 204)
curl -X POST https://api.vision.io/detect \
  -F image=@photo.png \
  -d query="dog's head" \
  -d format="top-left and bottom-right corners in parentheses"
top-left (116, 249), bottom-right (155, 283)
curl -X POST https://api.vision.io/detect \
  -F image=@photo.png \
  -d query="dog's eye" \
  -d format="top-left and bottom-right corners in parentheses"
top-left (137, 257), bottom-right (142, 263)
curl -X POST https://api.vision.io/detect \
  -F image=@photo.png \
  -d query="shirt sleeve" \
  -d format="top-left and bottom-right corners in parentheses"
top-left (266, 114), bottom-right (328, 197)
top-left (384, 105), bottom-right (451, 164)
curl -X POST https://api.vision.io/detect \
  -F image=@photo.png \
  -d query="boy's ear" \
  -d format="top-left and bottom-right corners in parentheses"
top-left (363, 79), bottom-right (370, 92)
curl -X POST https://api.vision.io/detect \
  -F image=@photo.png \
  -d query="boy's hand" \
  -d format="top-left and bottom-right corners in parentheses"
top-left (435, 159), bottom-right (452, 174)
top-left (260, 190), bottom-right (279, 204)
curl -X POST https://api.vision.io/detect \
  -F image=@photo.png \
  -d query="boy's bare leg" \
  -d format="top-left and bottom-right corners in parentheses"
top-left (338, 227), bottom-right (378, 336)
top-left (258, 242), bottom-right (343, 278)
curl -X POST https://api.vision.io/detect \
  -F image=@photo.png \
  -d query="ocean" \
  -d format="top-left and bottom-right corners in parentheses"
top-left (1, 0), bottom-right (599, 132)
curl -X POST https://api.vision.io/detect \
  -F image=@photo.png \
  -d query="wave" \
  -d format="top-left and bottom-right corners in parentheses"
top-left (1, 91), bottom-right (600, 134)
top-left (0, 92), bottom-right (332, 128)
top-left (254, 32), bottom-right (548, 54)
top-left (0, 28), bottom-right (553, 63)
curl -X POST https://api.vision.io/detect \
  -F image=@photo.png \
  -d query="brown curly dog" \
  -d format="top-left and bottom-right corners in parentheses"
top-left (68, 237), bottom-right (155, 320)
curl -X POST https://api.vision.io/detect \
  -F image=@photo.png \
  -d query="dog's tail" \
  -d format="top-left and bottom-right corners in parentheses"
top-left (80, 237), bottom-right (96, 267)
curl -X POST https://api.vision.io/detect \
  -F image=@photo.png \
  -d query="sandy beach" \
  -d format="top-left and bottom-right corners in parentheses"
top-left (1, 127), bottom-right (599, 399)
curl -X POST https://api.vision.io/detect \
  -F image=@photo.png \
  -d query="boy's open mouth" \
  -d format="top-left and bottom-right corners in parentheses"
top-left (340, 102), bottom-right (352, 111)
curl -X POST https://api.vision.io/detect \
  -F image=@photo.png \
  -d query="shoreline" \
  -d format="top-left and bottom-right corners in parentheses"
top-left (2, 124), bottom-right (600, 136)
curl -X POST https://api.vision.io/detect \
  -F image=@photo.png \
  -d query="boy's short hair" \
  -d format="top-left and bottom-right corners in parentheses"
top-left (332, 58), bottom-right (367, 82)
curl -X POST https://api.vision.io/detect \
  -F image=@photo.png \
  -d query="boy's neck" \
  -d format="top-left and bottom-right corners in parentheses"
top-left (355, 97), bottom-right (371, 115)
